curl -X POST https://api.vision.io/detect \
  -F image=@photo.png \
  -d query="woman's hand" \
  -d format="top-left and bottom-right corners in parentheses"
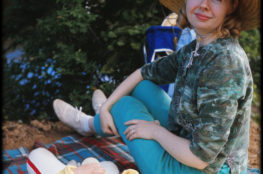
top-left (97, 69), bottom-right (143, 137)
top-left (124, 120), bottom-right (161, 141)
top-left (99, 105), bottom-right (119, 136)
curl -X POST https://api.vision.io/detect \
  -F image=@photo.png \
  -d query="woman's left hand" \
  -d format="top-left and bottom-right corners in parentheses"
top-left (124, 120), bottom-right (161, 141)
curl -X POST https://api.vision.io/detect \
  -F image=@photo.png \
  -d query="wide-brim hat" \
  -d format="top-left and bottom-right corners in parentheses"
top-left (159, 0), bottom-right (261, 30)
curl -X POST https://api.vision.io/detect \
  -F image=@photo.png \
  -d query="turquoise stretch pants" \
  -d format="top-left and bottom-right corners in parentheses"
top-left (94, 80), bottom-right (237, 174)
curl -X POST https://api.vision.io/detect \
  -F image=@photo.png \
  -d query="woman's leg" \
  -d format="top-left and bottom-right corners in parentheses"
top-left (92, 81), bottom-right (233, 174)
top-left (93, 80), bottom-right (171, 135)
top-left (131, 80), bottom-right (172, 127)
top-left (94, 96), bottom-right (203, 174)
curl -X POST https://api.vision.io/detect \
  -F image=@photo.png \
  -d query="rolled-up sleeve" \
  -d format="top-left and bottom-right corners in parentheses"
top-left (189, 55), bottom-right (246, 163)
top-left (141, 51), bottom-right (179, 85)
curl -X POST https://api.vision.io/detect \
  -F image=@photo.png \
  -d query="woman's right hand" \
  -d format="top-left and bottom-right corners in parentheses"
top-left (98, 68), bottom-right (143, 136)
top-left (99, 105), bottom-right (119, 136)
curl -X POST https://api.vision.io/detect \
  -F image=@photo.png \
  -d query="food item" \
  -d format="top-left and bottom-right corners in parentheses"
top-left (81, 157), bottom-right (100, 165)
top-left (122, 169), bottom-right (139, 174)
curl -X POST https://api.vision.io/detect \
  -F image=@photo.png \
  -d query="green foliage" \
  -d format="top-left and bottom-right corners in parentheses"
top-left (3, 0), bottom-right (261, 122)
top-left (239, 29), bottom-right (261, 123)
top-left (239, 29), bottom-right (261, 90)
top-left (3, 0), bottom-right (168, 121)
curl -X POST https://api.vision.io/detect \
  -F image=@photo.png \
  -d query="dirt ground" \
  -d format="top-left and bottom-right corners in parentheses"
top-left (2, 119), bottom-right (261, 169)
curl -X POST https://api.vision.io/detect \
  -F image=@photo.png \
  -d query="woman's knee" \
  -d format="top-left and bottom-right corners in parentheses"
top-left (132, 80), bottom-right (157, 95)
top-left (111, 96), bottom-right (145, 116)
top-left (110, 96), bottom-right (151, 123)
top-left (132, 80), bottom-right (171, 105)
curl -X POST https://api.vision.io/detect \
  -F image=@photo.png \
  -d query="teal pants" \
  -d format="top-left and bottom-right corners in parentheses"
top-left (94, 80), bottom-right (237, 174)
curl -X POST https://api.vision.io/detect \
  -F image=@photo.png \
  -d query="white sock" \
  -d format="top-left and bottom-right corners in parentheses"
top-left (80, 116), bottom-right (93, 133)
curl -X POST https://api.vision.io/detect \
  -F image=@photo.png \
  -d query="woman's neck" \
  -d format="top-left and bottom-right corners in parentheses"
top-left (195, 30), bottom-right (219, 46)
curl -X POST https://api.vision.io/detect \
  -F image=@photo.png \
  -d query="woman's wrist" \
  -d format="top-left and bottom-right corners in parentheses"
top-left (100, 102), bottom-right (111, 113)
top-left (152, 124), bottom-right (164, 140)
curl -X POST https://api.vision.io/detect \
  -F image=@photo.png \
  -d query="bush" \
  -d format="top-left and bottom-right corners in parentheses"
top-left (3, 0), bottom-right (168, 121)
top-left (239, 29), bottom-right (261, 123)
top-left (3, 0), bottom-right (261, 122)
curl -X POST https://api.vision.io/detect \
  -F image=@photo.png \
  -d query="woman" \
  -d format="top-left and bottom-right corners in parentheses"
top-left (51, 0), bottom-right (260, 173)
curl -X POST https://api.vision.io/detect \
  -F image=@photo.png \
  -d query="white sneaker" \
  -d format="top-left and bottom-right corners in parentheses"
top-left (53, 99), bottom-right (92, 136)
top-left (92, 89), bottom-right (107, 114)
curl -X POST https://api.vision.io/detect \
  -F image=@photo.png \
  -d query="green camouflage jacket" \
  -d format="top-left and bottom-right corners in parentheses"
top-left (141, 37), bottom-right (253, 174)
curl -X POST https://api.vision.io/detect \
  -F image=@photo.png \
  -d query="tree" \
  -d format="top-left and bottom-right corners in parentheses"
top-left (3, 0), bottom-right (169, 121)
top-left (239, 29), bottom-right (261, 122)
top-left (3, 0), bottom-right (261, 122)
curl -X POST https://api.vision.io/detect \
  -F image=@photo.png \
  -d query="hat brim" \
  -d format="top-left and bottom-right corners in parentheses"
top-left (159, 0), bottom-right (185, 14)
top-left (159, 0), bottom-right (261, 30)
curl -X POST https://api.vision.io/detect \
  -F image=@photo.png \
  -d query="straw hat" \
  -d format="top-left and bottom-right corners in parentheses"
top-left (159, 0), bottom-right (261, 30)
top-left (161, 12), bottom-right (178, 26)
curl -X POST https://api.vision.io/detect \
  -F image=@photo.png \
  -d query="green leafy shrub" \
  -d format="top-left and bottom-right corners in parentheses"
top-left (3, 0), bottom-right (260, 123)
top-left (239, 29), bottom-right (261, 123)
top-left (3, 0), bottom-right (168, 121)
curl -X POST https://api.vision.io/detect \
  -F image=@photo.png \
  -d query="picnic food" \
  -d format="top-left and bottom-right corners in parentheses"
top-left (122, 169), bottom-right (139, 174)
top-left (81, 157), bottom-right (100, 165)
top-left (82, 157), bottom-right (120, 174)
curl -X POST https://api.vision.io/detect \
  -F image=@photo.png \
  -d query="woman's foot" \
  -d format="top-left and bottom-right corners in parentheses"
top-left (53, 99), bottom-right (94, 136)
top-left (92, 89), bottom-right (107, 114)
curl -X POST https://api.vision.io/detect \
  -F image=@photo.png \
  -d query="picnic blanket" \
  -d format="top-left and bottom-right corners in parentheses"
top-left (2, 134), bottom-right (138, 174)
top-left (2, 134), bottom-right (260, 174)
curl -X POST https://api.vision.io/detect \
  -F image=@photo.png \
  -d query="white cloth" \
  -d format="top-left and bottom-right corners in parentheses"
top-left (27, 147), bottom-right (66, 174)
top-left (27, 148), bottom-right (120, 174)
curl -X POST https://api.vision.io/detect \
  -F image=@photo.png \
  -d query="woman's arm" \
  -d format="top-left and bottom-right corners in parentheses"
top-left (154, 126), bottom-right (208, 170)
top-left (102, 68), bottom-right (143, 112)
top-left (124, 120), bottom-right (208, 170)
top-left (100, 68), bottom-right (143, 135)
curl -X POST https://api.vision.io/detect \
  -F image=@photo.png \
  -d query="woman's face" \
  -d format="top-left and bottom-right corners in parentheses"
top-left (186, 0), bottom-right (233, 35)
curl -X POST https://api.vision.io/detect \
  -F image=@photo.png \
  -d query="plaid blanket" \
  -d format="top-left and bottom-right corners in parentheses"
top-left (2, 134), bottom-right (138, 174)
top-left (2, 134), bottom-right (260, 174)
